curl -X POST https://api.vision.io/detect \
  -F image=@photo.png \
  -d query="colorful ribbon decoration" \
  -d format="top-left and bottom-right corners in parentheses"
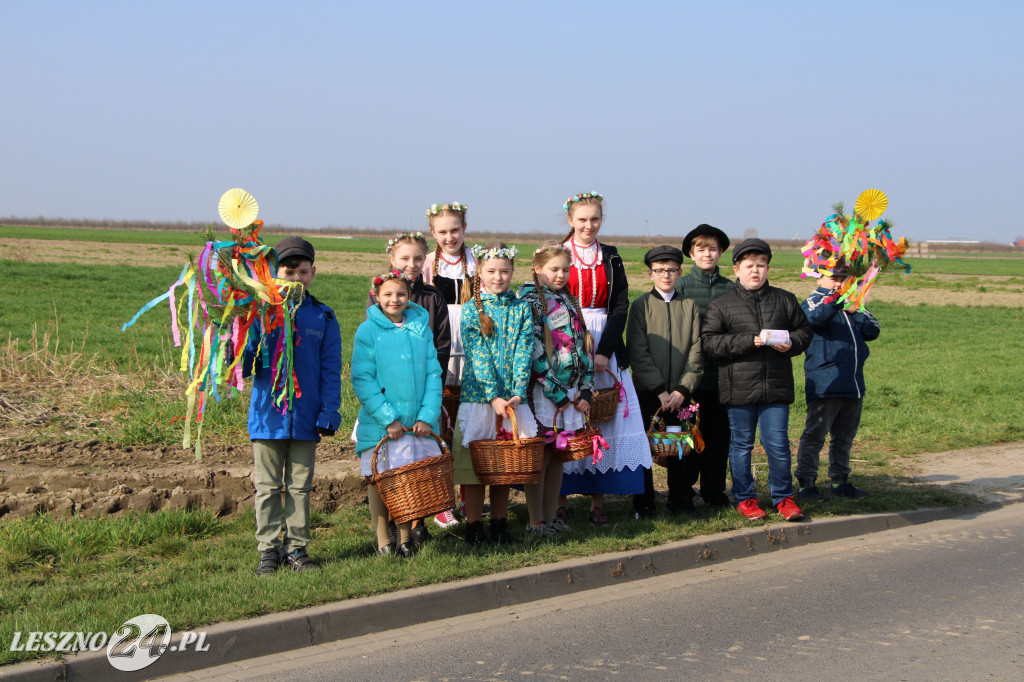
top-left (122, 220), bottom-right (304, 458)
top-left (800, 191), bottom-right (911, 312)
top-left (590, 433), bottom-right (608, 464)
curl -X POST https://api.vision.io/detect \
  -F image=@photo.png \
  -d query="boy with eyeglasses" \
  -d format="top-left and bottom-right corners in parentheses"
top-left (627, 245), bottom-right (704, 517)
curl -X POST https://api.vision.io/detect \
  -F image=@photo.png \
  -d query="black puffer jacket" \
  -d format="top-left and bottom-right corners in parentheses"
top-left (701, 282), bottom-right (812, 406)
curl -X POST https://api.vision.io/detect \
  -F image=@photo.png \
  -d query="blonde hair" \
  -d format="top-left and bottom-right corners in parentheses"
top-left (429, 208), bottom-right (473, 304)
top-left (471, 242), bottom-right (513, 337)
top-left (690, 234), bottom-right (721, 251)
top-left (387, 233), bottom-right (429, 256)
top-left (562, 194), bottom-right (604, 244)
top-left (530, 242), bottom-right (593, 358)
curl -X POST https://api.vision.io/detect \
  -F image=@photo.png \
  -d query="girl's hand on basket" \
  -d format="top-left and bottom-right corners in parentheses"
top-left (657, 391), bottom-right (671, 410)
top-left (490, 397), bottom-right (511, 416)
top-left (507, 395), bottom-right (522, 410)
top-left (387, 419), bottom-right (404, 440)
top-left (594, 354), bottom-right (610, 373)
top-left (575, 399), bottom-right (591, 416)
top-left (412, 420), bottom-right (431, 436)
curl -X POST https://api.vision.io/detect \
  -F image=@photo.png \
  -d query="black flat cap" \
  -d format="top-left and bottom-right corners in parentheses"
top-left (682, 224), bottom-right (730, 255)
top-left (274, 236), bottom-right (315, 262)
top-left (731, 238), bottom-right (772, 263)
top-left (644, 245), bottom-right (684, 267)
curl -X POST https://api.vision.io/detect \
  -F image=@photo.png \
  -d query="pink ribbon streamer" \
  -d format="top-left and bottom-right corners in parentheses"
top-left (616, 383), bottom-right (629, 418)
top-left (591, 434), bottom-right (609, 464)
top-left (555, 430), bottom-right (575, 450)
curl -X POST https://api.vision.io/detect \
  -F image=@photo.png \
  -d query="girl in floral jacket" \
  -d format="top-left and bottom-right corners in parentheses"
top-left (454, 243), bottom-right (536, 545)
top-left (518, 242), bottom-right (595, 535)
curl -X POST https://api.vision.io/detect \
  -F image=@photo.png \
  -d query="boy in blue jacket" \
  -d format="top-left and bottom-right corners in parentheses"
top-left (795, 269), bottom-right (880, 500)
top-left (244, 237), bottom-right (342, 575)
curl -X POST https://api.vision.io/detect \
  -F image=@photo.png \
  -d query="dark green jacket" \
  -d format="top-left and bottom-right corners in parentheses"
top-left (675, 265), bottom-right (733, 391)
top-left (626, 289), bottom-right (703, 399)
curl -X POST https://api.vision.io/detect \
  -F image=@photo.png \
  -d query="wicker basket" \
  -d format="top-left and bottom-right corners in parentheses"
top-left (468, 406), bottom-right (545, 485)
top-left (648, 406), bottom-right (704, 468)
top-left (370, 431), bottom-right (456, 524)
top-left (588, 368), bottom-right (621, 424)
top-left (440, 385), bottom-right (461, 446)
top-left (547, 411), bottom-right (605, 463)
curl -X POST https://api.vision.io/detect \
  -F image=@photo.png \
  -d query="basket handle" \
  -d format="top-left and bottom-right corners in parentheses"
top-left (370, 427), bottom-right (450, 478)
top-left (493, 403), bottom-right (523, 446)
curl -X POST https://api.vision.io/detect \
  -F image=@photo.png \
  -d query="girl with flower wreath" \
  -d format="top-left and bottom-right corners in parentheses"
top-left (557, 192), bottom-right (651, 526)
top-left (365, 231), bottom-right (451, 545)
top-left (421, 202), bottom-right (476, 529)
top-left (454, 242), bottom-right (537, 546)
top-left (517, 242), bottom-right (594, 536)
top-left (352, 270), bottom-right (443, 558)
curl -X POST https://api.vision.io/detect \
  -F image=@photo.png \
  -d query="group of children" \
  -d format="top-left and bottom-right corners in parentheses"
top-left (247, 196), bottom-right (880, 575)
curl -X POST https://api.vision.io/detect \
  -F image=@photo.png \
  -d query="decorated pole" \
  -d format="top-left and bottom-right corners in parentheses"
top-left (122, 189), bottom-right (305, 458)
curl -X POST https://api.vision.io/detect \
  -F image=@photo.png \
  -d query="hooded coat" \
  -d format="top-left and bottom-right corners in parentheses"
top-left (351, 302), bottom-right (442, 452)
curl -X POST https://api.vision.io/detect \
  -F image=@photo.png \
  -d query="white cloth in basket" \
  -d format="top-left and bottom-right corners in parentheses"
top-left (360, 433), bottom-right (443, 478)
top-left (457, 402), bottom-right (538, 447)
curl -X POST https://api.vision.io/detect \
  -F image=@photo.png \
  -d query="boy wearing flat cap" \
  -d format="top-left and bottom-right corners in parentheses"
top-left (702, 238), bottom-right (812, 522)
top-left (245, 236), bottom-right (342, 575)
top-left (627, 245), bottom-right (704, 518)
top-left (674, 224), bottom-right (734, 509)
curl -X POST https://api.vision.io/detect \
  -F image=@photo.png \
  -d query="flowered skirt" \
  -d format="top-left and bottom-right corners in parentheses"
top-left (560, 307), bottom-right (651, 495)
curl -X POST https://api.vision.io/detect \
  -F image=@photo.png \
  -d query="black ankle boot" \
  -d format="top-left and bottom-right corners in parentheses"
top-left (489, 517), bottom-right (514, 545)
top-left (465, 520), bottom-right (488, 546)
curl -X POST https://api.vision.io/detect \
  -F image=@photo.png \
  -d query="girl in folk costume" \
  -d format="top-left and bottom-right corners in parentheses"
top-left (423, 202), bottom-right (476, 383)
top-left (365, 231), bottom-right (451, 544)
top-left (454, 243), bottom-right (537, 545)
top-left (558, 192), bottom-right (651, 525)
top-left (422, 202), bottom-right (476, 529)
top-left (352, 270), bottom-right (443, 558)
top-left (518, 242), bottom-right (595, 535)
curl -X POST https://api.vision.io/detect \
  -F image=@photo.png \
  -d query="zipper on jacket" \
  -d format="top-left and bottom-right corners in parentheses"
top-left (666, 297), bottom-right (673, 393)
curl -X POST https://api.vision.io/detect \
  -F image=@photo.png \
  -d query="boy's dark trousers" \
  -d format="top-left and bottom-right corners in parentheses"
top-left (680, 388), bottom-right (730, 503)
top-left (633, 390), bottom-right (690, 513)
top-left (796, 397), bottom-right (864, 483)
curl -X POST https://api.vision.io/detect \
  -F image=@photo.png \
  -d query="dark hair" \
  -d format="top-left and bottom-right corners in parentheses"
top-left (279, 254), bottom-right (312, 269)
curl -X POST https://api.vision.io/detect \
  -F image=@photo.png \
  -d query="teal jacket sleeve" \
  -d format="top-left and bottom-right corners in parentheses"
top-left (350, 323), bottom-right (399, 428)
top-left (511, 303), bottom-right (533, 399)
top-left (461, 304), bottom-right (500, 402)
top-left (416, 338), bottom-right (443, 428)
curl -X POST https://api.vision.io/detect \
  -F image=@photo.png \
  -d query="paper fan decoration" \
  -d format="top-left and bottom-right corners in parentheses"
top-left (854, 189), bottom-right (887, 221)
top-left (218, 188), bottom-right (259, 229)
top-left (800, 188), bottom-right (910, 312)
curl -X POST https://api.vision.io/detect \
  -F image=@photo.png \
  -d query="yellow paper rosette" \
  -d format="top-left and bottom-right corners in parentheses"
top-left (218, 188), bottom-right (259, 229)
top-left (854, 189), bottom-right (888, 221)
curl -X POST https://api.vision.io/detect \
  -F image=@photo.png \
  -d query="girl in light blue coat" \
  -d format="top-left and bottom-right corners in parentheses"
top-left (352, 270), bottom-right (443, 557)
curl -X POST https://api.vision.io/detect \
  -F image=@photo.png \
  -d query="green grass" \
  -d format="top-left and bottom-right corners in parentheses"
top-left (0, 481), bottom-right (973, 667)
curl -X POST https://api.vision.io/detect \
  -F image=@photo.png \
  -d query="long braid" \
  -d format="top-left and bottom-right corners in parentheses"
top-left (562, 226), bottom-right (576, 245)
top-left (531, 272), bottom-right (555, 362)
top-left (473, 271), bottom-right (494, 337)
top-left (459, 243), bottom-right (472, 304)
top-left (565, 290), bottom-right (594, 355)
top-left (432, 242), bottom-right (442, 280)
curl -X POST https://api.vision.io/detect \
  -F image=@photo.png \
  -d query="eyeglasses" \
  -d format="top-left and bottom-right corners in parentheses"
top-left (650, 268), bottom-right (680, 276)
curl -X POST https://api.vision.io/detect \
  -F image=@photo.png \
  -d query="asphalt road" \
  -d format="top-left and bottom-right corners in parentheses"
top-left (192, 504), bottom-right (1024, 681)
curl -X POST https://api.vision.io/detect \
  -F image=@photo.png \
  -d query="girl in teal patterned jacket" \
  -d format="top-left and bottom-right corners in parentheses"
top-left (518, 242), bottom-right (595, 535)
top-left (454, 243), bottom-right (537, 545)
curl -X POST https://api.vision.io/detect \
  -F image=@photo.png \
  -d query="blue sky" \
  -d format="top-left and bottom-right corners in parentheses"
top-left (2, 1), bottom-right (1022, 243)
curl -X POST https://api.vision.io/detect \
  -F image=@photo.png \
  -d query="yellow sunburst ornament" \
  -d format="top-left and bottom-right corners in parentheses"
top-left (218, 188), bottom-right (259, 230)
top-left (854, 188), bottom-right (887, 221)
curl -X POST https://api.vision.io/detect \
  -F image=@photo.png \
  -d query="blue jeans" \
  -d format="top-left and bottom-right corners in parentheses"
top-left (727, 404), bottom-right (793, 506)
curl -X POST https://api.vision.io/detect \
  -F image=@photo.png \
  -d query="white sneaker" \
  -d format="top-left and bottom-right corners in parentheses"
top-left (433, 509), bottom-right (459, 528)
top-left (547, 518), bottom-right (570, 533)
top-left (525, 521), bottom-right (548, 537)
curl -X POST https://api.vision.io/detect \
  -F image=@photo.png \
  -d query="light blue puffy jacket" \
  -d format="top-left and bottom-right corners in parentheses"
top-left (351, 302), bottom-right (442, 453)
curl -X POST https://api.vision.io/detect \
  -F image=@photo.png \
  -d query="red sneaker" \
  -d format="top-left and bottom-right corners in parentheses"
top-left (736, 499), bottom-right (767, 520)
top-left (776, 497), bottom-right (804, 521)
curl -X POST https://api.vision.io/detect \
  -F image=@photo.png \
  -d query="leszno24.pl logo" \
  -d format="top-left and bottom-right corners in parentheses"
top-left (9, 614), bottom-right (209, 672)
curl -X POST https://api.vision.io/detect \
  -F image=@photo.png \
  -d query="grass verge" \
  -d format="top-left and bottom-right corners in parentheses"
top-left (0, 479), bottom-right (974, 667)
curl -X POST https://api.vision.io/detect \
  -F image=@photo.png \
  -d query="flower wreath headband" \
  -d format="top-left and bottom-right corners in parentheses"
top-left (562, 192), bottom-right (602, 212)
top-left (370, 269), bottom-right (416, 296)
top-left (385, 231), bottom-right (428, 255)
top-left (534, 244), bottom-right (570, 257)
top-left (425, 202), bottom-right (467, 217)
top-left (471, 244), bottom-right (519, 261)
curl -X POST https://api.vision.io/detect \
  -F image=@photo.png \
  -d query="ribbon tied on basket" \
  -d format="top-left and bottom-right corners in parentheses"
top-left (616, 382), bottom-right (629, 418)
top-left (591, 433), bottom-right (609, 464)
